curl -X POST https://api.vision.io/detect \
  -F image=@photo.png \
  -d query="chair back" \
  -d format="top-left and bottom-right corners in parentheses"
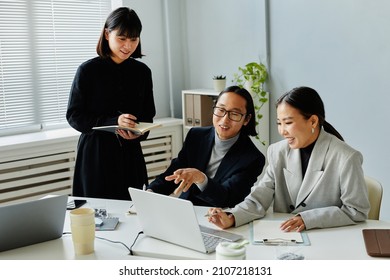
top-left (365, 176), bottom-right (383, 220)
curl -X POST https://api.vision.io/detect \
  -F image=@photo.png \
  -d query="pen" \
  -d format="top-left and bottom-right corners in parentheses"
top-left (118, 111), bottom-right (139, 124)
top-left (204, 208), bottom-right (229, 217)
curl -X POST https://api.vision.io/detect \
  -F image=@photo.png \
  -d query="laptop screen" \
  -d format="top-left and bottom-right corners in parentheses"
top-left (0, 195), bottom-right (68, 252)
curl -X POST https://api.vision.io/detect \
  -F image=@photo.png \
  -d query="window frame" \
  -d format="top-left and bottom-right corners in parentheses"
top-left (0, 0), bottom-right (112, 136)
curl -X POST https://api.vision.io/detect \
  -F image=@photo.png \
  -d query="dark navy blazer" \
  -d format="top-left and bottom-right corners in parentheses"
top-left (147, 126), bottom-right (265, 207)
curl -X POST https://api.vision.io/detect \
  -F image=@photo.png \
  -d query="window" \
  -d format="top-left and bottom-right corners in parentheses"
top-left (0, 0), bottom-right (112, 136)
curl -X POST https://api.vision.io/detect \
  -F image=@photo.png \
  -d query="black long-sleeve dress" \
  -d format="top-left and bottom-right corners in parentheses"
top-left (66, 56), bottom-right (155, 200)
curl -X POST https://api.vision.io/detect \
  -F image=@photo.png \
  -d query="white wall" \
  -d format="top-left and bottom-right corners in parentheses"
top-left (183, 0), bottom-right (267, 89)
top-left (120, 0), bottom-right (389, 220)
top-left (121, 0), bottom-right (175, 118)
top-left (121, 0), bottom-right (267, 127)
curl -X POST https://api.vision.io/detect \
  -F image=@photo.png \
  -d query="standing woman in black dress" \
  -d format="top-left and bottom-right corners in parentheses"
top-left (67, 7), bottom-right (155, 200)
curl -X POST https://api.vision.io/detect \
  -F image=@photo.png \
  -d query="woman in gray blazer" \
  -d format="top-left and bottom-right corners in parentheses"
top-left (208, 86), bottom-right (370, 231)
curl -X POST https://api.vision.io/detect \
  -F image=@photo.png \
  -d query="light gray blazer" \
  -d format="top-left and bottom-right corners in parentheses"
top-left (231, 129), bottom-right (370, 230)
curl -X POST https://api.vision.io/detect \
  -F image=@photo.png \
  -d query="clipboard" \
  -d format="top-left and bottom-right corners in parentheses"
top-left (250, 220), bottom-right (310, 246)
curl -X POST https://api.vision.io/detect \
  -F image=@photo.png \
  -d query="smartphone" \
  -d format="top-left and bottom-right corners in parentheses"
top-left (66, 199), bottom-right (87, 210)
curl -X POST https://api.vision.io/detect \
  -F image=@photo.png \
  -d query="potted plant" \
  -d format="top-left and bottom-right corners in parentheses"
top-left (212, 75), bottom-right (226, 92)
top-left (232, 62), bottom-right (268, 145)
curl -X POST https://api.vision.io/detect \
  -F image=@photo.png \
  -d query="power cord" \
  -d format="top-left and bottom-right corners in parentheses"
top-left (129, 231), bottom-right (144, 255)
top-left (62, 231), bottom-right (144, 256)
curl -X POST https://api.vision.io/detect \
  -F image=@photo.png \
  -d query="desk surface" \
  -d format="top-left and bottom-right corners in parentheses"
top-left (0, 196), bottom-right (389, 260)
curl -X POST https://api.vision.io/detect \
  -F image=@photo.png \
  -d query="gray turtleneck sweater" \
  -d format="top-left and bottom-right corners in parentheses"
top-left (196, 131), bottom-right (240, 191)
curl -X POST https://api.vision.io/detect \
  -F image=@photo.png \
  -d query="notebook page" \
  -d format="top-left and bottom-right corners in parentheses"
top-left (253, 220), bottom-right (303, 243)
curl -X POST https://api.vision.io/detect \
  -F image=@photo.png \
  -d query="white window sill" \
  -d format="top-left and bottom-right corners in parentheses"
top-left (0, 127), bottom-right (80, 152)
top-left (0, 117), bottom-right (182, 152)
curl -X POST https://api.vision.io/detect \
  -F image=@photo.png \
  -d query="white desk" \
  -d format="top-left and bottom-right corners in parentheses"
top-left (0, 197), bottom-right (147, 260)
top-left (0, 196), bottom-right (389, 260)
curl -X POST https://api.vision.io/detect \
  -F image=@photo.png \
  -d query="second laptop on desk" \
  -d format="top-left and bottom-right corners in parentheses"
top-left (128, 187), bottom-right (242, 253)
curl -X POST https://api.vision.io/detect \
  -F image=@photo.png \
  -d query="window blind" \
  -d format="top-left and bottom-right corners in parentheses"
top-left (0, 0), bottom-right (111, 135)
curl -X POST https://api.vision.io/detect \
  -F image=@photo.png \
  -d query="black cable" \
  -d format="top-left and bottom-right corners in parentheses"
top-left (95, 236), bottom-right (132, 254)
top-left (63, 232), bottom-right (137, 255)
top-left (129, 231), bottom-right (144, 255)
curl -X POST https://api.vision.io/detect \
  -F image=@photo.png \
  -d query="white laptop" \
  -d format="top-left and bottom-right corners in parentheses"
top-left (0, 195), bottom-right (68, 252)
top-left (128, 187), bottom-right (243, 253)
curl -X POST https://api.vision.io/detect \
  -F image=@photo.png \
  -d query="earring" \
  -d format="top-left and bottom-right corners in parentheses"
top-left (311, 127), bottom-right (315, 134)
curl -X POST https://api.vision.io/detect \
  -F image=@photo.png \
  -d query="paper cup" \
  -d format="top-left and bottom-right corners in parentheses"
top-left (70, 208), bottom-right (95, 255)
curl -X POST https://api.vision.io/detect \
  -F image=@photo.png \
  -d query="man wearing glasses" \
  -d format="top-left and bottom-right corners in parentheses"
top-left (146, 86), bottom-right (265, 208)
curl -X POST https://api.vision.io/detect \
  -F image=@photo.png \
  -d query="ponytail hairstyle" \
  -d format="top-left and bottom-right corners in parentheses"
top-left (276, 86), bottom-right (344, 141)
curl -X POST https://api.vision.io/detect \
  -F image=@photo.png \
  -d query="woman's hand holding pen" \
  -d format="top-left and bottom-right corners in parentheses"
top-left (207, 208), bottom-right (235, 229)
top-left (280, 215), bottom-right (306, 232)
top-left (118, 112), bottom-right (138, 127)
top-left (117, 112), bottom-right (140, 140)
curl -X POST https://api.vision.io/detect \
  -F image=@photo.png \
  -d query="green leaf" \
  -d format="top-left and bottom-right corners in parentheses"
top-left (232, 61), bottom-right (269, 146)
top-left (213, 75), bottom-right (226, 80)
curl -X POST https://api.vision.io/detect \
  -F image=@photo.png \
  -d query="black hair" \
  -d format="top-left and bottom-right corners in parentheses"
top-left (96, 7), bottom-right (143, 59)
top-left (216, 85), bottom-right (257, 136)
top-left (276, 86), bottom-right (344, 141)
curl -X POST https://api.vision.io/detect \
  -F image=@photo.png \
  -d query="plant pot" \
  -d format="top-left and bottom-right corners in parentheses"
top-left (244, 79), bottom-right (255, 97)
top-left (213, 79), bottom-right (226, 92)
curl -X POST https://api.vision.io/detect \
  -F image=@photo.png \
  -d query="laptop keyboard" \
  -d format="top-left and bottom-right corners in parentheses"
top-left (199, 225), bottom-right (244, 252)
top-left (202, 233), bottom-right (224, 250)
top-left (199, 225), bottom-right (243, 242)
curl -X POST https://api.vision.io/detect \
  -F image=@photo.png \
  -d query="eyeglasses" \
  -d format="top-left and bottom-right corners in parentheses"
top-left (213, 106), bottom-right (246, 122)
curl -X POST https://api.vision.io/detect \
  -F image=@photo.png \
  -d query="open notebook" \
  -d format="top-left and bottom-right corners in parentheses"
top-left (93, 122), bottom-right (161, 135)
